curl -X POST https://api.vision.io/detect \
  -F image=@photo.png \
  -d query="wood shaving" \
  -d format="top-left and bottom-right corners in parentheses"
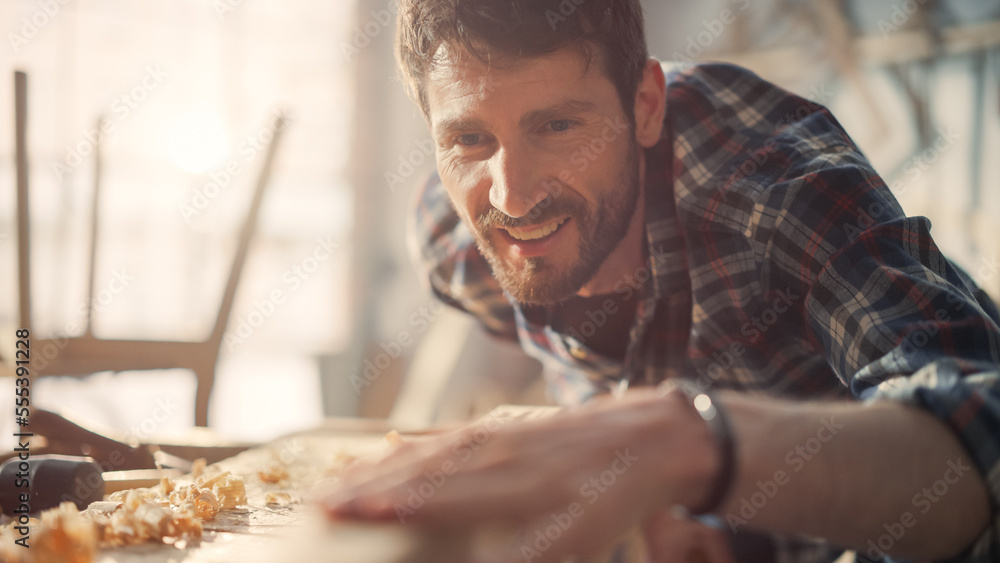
top-left (1, 470), bottom-right (249, 561)
top-left (384, 430), bottom-right (403, 447)
top-left (191, 457), bottom-right (207, 479)
top-left (96, 490), bottom-right (203, 548)
top-left (210, 473), bottom-right (248, 509)
top-left (258, 462), bottom-right (289, 484)
top-left (0, 437), bottom-right (383, 561)
top-left (194, 490), bottom-right (221, 520)
top-left (108, 486), bottom-right (161, 505)
top-left (1, 502), bottom-right (97, 563)
top-left (263, 491), bottom-right (297, 507)
top-left (195, 471), bottom-right (228, 489)
top-left (325, 451), bottom-right (360, 476)
top-left (160, 470), bottom-right (175, 495)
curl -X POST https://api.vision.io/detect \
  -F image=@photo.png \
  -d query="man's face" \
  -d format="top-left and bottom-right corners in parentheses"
top-left (426, 46), bottom-right (643, 305)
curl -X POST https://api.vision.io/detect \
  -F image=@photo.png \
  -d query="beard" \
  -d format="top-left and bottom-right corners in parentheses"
top-left (470, 139), bottom-right (641, 305)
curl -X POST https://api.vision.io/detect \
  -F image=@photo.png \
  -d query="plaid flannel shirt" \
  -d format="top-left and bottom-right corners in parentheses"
top-left (410, 62), bottom-right (1000, 562)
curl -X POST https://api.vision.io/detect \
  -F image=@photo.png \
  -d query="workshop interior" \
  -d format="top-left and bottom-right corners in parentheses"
top-left (0, 0), bottom-right (998, 560)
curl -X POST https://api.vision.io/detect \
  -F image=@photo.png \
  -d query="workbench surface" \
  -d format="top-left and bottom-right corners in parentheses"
top-left (92, 431), bottom-right (464, 563)
top-left (85, 410), bottom-right (643, 563)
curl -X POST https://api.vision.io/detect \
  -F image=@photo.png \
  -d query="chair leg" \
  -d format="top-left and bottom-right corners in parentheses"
top-left (192, 362), bottom-right (216, 427)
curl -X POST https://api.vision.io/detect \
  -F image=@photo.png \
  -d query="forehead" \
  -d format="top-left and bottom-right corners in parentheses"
top-left (425, 45), bottom-right (618, 131)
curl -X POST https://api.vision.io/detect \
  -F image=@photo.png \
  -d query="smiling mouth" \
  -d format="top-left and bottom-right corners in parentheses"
top-left (503, 217), bottom-right (570, 242)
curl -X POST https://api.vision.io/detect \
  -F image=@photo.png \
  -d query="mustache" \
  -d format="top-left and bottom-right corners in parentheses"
top-left (476, 195), bottom-right (580, 230)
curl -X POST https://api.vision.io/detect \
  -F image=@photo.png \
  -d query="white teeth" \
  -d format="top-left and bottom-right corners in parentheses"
top-left (507, 218), bottom-right (567, 241)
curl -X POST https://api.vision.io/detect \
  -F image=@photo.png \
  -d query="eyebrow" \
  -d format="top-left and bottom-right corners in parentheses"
top-left (433, 116), bottom-right (490, 137)
top-left (518, 99), bottom-right (598, 128)
top-left (433, 99), bottom-right (600, 137)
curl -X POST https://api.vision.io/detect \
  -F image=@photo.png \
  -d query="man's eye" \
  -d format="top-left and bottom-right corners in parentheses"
top-left (458, 133), bottom-right (480, 146)
top-left (548, 120), bottom-right (572, 132)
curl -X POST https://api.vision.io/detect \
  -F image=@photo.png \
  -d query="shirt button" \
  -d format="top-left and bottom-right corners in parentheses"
top-left (569, 345), bottom-right (587, 359)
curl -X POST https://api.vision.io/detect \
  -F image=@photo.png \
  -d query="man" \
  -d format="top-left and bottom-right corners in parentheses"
top-left (324, 1), bottom-right (1000, 561)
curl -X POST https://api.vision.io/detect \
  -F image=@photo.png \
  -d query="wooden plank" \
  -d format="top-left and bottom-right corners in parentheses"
top-left (92, 433), bottom-right (402, 562)
top-left (90, 426), bottom-right (643, 563)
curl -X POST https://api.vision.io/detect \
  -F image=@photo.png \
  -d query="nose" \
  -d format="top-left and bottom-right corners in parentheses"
top-left (487, 145), bottom-right (545, 219)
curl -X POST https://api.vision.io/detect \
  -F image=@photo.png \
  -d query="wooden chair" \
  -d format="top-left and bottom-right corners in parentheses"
top-left (15, 71), bottom-right (287, 427)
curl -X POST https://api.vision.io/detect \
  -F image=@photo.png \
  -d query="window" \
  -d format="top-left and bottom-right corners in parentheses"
top-left (1, 1), bottom-right (358, 440)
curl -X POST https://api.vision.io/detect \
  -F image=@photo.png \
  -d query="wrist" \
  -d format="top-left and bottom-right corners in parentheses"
top-left (656, 382), bottom-right (735, 515)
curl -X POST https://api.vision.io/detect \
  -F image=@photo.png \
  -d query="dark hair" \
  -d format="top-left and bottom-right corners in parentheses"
top-left (395, 0), bottom-right (648, 122)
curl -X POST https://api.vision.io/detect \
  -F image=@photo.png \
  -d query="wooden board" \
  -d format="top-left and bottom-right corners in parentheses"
top-left (90, 418), bottom-right (643, 563)
top-left (91, 431), bottom-right (444, 563)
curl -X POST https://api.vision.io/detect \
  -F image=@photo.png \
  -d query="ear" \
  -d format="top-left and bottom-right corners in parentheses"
top-left (633, 58), bottom-right (667, 149)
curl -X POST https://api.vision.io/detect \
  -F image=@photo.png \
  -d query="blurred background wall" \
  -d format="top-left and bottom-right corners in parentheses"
top-left (1, 0), bottom-right (997, 444)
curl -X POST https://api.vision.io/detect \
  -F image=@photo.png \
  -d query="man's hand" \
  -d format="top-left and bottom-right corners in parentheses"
top-left (322, 388), bottom-right (718, 562)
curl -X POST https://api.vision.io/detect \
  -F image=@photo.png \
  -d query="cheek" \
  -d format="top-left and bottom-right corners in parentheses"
top-left (447, 190), bottom-right (476, 225)
top-left (584, 145), bottom-right (631, 195)
top-left (441, 168), bottom-right (488, 224)
top-left (438, 178), bottom-right (467, 219)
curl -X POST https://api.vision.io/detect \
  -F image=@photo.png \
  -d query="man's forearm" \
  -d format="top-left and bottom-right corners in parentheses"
top-left (713, 392), bottom-right (990, 558)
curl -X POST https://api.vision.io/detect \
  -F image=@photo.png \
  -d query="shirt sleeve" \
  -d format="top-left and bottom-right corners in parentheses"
top-left (408, 172), bottom-right (520, 342)
top-left (661, 62), bottom-right (1000, 559)
top-left (766, 146), bottom-right (1000, 561)
top-left (668, 63), bottom-right (1000, 559)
